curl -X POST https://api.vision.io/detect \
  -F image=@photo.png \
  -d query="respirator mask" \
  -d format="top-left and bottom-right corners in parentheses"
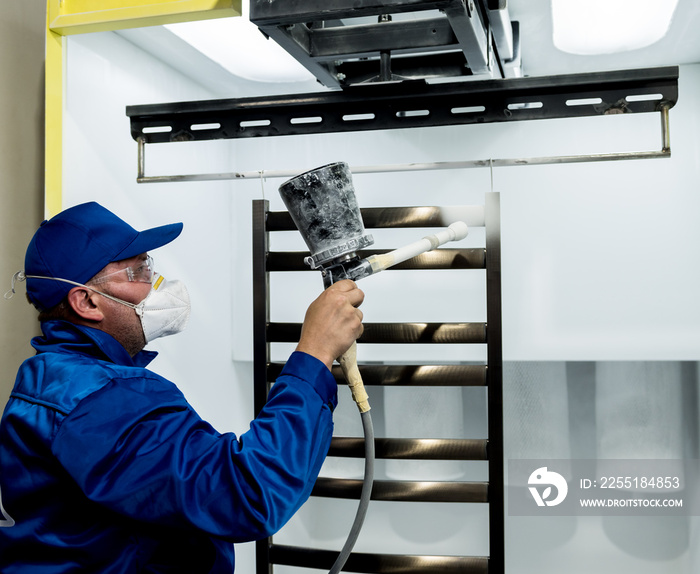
top-left (122, 274), bottom-right (191, 344)
top-left (87, 257), bottom-right (190, 343)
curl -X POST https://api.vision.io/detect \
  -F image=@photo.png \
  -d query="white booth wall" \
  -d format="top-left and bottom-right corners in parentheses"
top-left (61, 29), bottom-right (700, 574)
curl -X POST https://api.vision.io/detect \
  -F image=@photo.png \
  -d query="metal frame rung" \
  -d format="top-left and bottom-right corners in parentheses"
top-left (270, 545), bottom-right (489, 574)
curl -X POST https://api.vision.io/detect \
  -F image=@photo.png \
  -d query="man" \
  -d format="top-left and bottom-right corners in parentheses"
top-left (0, 202), bottom-right (364, 572)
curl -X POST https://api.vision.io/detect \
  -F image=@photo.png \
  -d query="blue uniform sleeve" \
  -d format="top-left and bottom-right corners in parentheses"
top-left (51, 351), bottom-right (337, 542)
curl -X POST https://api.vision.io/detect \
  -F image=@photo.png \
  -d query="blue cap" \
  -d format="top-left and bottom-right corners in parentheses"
top-left (25, 202), bottom-right (183, 310)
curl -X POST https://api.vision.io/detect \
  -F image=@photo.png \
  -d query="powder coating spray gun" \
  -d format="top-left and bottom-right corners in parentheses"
top-left (278, 162), bottom-right (468, 574)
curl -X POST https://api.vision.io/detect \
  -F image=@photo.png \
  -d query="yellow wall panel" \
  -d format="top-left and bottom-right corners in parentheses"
top-left (48, 0), bottom-right (241, 35)
top-left (45, 0), bottom-right (241, 214)
top-left (44, 26), bottom-right (64, 218)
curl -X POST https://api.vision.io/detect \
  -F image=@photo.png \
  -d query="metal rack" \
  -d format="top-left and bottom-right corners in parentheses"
top-left (252, 195), bottom-right (503, 573)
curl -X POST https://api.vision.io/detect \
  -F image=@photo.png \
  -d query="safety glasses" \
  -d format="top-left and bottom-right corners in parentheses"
top-left (89, 256), bottom-right (155, 285)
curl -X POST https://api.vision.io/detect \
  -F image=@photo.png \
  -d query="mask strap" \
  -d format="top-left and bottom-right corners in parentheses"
top-left (4, 271), bottom-right (26, 300)
top-left (4, 272), bottom-right (140, 310)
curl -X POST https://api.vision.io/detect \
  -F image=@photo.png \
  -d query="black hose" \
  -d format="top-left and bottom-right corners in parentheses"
top-left (328, 410), bottom-right (375, 574)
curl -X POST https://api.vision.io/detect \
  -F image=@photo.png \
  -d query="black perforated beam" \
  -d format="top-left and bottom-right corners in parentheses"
top-left (126, 67), bottom-right (678, 144)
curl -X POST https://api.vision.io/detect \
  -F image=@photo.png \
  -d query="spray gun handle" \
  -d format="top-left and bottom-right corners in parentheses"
top-left (321, 221), bottom-right (469, 287)
top-left (366, 221), bottom-right (469, 274)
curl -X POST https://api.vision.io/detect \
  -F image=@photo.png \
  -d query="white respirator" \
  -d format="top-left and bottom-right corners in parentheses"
top-left (129, 274), bottom-right (191, 343)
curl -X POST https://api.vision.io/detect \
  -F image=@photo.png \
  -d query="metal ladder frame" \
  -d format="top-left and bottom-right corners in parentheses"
top-left (252, 194), bottom-right (503, 573)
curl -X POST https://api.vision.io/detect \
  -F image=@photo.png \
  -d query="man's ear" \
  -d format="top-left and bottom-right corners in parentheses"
top-left (66, 286), bottom-right (105, 322)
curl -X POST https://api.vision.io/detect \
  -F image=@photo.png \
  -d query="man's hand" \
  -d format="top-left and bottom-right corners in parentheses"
top-left (295, 280), bottom-right (365, 370)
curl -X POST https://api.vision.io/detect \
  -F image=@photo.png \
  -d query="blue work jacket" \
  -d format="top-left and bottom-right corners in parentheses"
top-left (0, 320), bottom-right (337, 572)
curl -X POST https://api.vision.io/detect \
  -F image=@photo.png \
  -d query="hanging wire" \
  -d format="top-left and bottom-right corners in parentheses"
top-left (259, 170), bottom-right (267, 200)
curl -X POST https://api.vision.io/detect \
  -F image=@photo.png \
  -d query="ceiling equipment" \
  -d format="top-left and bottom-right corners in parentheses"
top-left (248, 0), bottom-right (521, 87)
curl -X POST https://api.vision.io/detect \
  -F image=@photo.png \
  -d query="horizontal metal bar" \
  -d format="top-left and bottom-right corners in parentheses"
top-left (267, 205), bottom-right (486, 231)
top-left (268, 362), bottom-right (488, 386)
top-left (333, 363), bottom-right (488, 386)
top-left (267, 248), bottom-right (486, 272)
top-left (268, 322), bottom-right (487, 344)
top-left (492, 149), bottom-right (672, 165)
top-left (136, 156), bottom-right (503, 184)
top-left (136, 148), bottom-right (671, 183)
top-left (269, 545), bottom-right (489, 574)
top-left (135, 146), bottom-right (672, 184)
top-left (312, 477), bottom-right (489, 502)
top-left (329, 437), bottom-right (488, 460)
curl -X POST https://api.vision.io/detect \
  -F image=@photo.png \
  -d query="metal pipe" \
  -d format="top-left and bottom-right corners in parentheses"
top-left (661, 104), bottom-right (671, 153)
top-left (136, 150), bottom-right (672, 184)
top-left (134, 109), bottom-right (671, 184)
top-left (137, 136), bottom-right (146, 180)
